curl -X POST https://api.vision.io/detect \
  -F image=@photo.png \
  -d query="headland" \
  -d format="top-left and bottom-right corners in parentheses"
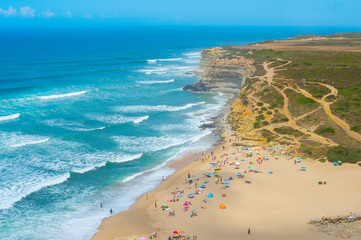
top-left (92, 32), bottom-right (361, 240)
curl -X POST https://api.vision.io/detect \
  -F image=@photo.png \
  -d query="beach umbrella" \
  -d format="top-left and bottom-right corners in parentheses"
top-left (224, 182), bottom-right (229, 186)
top-left (200, 185), bottom-right (206, 188)
top-left (236, 172), bottom-right (242, 175)
top-left (139, 237), bottom-right (147, 240)
top-left (173, 231), bottom-right (180, 234)
top-left (219, 203), bottom-right (226, 209)
top-left (207, 193), bottom-right (214, 198)
top-left (235, 162), bottom-right (240, 166)
top-left (183, 203), bottom-right (189, 206)
top-left (188, 193), bottom-right (194, 198)
top-left (191, 209), bottom-right (197, 213)
top-left (248, 167), bottom-right (252, 169)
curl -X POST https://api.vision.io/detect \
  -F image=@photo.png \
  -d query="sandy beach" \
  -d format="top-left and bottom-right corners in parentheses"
top-left (92, 121), bottom-right (361, 240)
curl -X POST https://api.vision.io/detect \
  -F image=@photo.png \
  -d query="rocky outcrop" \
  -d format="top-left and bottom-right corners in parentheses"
top-left (184, 47), bottom-right (255, 94)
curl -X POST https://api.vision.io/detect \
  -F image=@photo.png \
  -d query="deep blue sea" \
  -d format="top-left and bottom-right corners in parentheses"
top-left (0, 26), bottom-right (360, 240)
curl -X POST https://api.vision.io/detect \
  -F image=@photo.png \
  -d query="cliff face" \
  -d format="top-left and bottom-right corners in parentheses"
top-left (184, 47), bottom-right (255, 94)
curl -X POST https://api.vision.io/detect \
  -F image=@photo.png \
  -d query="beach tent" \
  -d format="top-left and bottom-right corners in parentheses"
top-left (219, 203), bottom-right (226, 209)
top-left (188, 193), bottom-right (195, 198)
top-left (139, 237), bottom-right (147, 240)
top-left (235, 162), bottom-right (240, 166)
top-left (207, 193), bottom-right (214, 198)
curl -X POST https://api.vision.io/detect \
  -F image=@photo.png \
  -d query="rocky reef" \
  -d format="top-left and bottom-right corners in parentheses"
top-left (183, 47), bottom-right (255, 94)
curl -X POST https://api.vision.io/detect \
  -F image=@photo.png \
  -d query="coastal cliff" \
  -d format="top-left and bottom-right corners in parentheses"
top-left (183, 47), bottom-right (255, 94)
top-left (187, 33), bottom-right (361, 164)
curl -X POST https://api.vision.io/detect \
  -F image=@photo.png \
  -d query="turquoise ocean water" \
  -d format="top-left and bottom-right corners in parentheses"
top-left (0, 26), bottom-right (360, 240)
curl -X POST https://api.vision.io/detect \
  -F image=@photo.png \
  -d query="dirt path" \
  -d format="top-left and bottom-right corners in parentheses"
top-left (296, 83), bottom-right (361, 143)
top-left (252, 62), bottom-right (339, 147)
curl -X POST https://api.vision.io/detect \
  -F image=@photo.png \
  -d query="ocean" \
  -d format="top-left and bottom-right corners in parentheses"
top-left (0, 26), bottom-right (359, 240)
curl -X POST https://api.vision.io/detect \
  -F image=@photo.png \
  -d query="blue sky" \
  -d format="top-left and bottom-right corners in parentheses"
top-left (0, 0), bottom-right (360, 27)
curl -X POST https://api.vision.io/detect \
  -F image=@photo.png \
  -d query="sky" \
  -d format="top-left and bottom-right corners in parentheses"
top-left (0, 0), bottom-right (361, 27)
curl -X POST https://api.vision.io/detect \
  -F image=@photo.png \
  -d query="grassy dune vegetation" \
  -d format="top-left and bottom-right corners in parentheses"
top-left (224, 33), bottom-right (361, 165)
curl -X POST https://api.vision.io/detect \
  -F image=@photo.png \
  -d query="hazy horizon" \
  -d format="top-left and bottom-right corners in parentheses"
top-left (1, 0), bottom-right (361, 28)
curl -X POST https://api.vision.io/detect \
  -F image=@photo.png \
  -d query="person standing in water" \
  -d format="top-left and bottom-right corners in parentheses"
top-left (110, 208), bottom-right (113, 214)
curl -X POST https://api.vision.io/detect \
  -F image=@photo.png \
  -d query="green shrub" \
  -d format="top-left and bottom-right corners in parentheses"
top-left (256, 114), bottom-right (265, 121)
top-left (351, 125), bottom-right (361, 132)
top-left (261, 107), bottom-right (267, 111)
top-left (296, 96), bottom-right (316, 104)
top-left (274, 127), bottom-right (303, 137)
top-left (315, 126), bottom-right (336, 135)
top-left (266, 111), bottom-right (273, 115)
top-left (262, 121), bottom-right (270, 126)
top-left (327, 146), bottom-right (361, 164)
top-left (257, 102), bottom-right (264, 106)
top-left (253, 122), bottom-right (261, 128)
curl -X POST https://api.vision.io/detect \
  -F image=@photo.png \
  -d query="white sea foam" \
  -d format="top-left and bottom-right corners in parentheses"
top-left (43, 119), bottom-right (105, 132)
top-left (122, 160), bottom-right (169, 183)
top-left (0, 132), bottom-right (50, 149)
top-left (0, 173), bottom-right (71, 210)
top-left (109, 153), bottom-right (143, 163)
top-left (10, 138), bottom-right (50, 148)
top-left (38, 91), bottom-right (87, 100)
top-left (137, 79), bottom-right (174, 84)
top-left (156, 57), bottom-right (183, 62)
top-left (147, 59), bottom-right (157, 63)
top-left (114, 101), bottom-right (205, 113)
top-left (72, 153), bottom-right (143, 174)
top-left (0, 113), bottom-right (20, 122)
top-left (87, 114), bottom-right (149, 125)
top-left (184, 52), bottom-right (201, 58)
top-left (133, 115), bottom-right (149, 124)
top-left (113, 134), bottom-right (192, 153)
top-left (137, 67), bottom-right (171, 75)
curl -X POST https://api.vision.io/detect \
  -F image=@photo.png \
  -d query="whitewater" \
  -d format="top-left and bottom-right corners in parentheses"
top-left (0, 26), bottom-right (346, 240)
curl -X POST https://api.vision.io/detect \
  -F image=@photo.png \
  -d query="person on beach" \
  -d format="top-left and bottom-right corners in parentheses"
top-left (248, 228), bottom-right (251, 234)
top-left (155, 201), bottom-right (157, 208)
top-left (100, 202), bottom-right (102, 208)
top-left (110, 208), bottom-right (113, 214)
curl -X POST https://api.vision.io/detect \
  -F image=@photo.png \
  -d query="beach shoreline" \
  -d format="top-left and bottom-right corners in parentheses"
top-left (91, 43), bottom-right (361, 240)
top-left (92, 119), bottom-right (361, 240)
top-left (90, 91), bottom-right (232, 239)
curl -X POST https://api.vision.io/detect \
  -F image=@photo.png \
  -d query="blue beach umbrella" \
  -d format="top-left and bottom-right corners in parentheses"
top-left (200, 185), bottom-right (206, 188)
top-left (207, 193), bottom-right (214, 198)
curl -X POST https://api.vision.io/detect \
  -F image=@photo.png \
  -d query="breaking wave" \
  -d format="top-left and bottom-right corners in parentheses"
top-left (38, 91), bottom-right (87, 100)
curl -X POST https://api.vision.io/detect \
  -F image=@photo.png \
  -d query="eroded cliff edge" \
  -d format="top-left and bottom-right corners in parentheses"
top-left (185, 33), bottom-right (361, 165)
top-left (183, 47), bottom-right (255, 94)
